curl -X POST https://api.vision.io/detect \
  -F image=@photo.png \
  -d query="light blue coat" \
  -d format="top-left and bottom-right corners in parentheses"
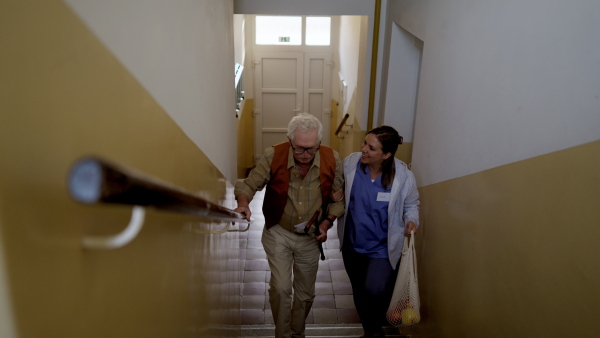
top-left (337, 152), bottom-right (420, 269)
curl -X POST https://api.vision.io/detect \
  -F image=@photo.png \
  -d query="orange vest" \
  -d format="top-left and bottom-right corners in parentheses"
top-left (263, 142), bottom-right (336, 229)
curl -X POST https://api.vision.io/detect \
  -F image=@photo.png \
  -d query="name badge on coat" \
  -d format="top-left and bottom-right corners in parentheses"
top-left (377, 192), bottom-right (391, 202)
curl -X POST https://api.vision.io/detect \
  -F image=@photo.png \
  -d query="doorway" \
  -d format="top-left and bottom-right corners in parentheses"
top-left (381, 22), bottom-right (423, 167)
top-left (251, 16), bottom-right (333, 162)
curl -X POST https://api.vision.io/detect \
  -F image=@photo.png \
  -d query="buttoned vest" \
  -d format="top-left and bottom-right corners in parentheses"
top-left (263, 142), bottom-right (336, 229)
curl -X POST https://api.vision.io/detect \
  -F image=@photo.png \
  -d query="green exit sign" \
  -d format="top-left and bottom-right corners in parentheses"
top-left (279, 37), bottom-right (290, 42)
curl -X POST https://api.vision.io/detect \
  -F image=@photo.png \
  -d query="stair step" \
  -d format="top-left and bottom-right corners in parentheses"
top-left (241, 324), bottom-right (410, 337)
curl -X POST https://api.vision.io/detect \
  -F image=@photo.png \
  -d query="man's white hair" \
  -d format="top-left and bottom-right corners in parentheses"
top-left (287, 113), bottom-right (323, 142)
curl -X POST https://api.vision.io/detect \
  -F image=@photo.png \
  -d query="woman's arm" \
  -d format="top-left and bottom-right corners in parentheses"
top-left (331, 188), bottom-right (344, 202)
top-left (402, 172), bottom-right (420, 236)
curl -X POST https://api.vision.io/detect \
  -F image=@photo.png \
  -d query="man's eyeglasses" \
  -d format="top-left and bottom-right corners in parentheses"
top-left (290, 142), bottom-right (320, 155)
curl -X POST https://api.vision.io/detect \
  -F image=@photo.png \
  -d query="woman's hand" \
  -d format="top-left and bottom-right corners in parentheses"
top-left (331, 188), bottom-right (344, 202)
top-left (404, 221), bottom-right (416, 237)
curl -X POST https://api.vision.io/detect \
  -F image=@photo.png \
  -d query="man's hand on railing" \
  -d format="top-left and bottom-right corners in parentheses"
top-left (234, 206), bottom-right (252, 222)
top-left (235, 194), bottom-right (252, 222)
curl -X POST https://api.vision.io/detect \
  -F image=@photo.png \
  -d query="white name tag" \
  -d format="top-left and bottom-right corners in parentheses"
top-left (377, 192), bottom-right (391, 202)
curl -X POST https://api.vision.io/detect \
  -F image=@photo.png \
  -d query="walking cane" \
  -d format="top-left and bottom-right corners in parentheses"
top-left (304, 210), bottom-right (325, 261)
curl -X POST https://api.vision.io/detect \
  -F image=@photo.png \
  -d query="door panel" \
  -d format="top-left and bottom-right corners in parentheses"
top-left (308, 93), bottom-right (323, 117)
top-left (254, 51), bottom-right (331, 161)
top-left (254, 51), bottom-right (303, 161)
top-left (308, 59), bottom-right (324, 89)
top-left (304, 52), bottom-right (332, 145)
top-left (262, 93), bottom-right (297, 128)
top-left (262, 58), bottom-right (298, 88)
top-left (262, 132), bottom-right (288, 153)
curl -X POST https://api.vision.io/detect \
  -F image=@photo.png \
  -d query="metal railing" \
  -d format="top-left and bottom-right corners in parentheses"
top-left (68, 156), bottom-right (249, 249)
top-left (335, 113), bottom-right (352, 136)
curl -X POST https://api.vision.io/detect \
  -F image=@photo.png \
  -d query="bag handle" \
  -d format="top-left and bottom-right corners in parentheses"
top-left (409, 230), bottom-right (418, 282)
top-left (402, 230), bottom-right (415, 254)
top-left (401, 231), bottom-right (418, 280)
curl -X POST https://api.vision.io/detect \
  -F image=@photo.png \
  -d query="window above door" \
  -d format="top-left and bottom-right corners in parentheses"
top-left (255, 16), bottom-right (331, 46)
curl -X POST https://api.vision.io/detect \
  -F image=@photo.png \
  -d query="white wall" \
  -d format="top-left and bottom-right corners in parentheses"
top-left (382, 22), bottom-right (422, 142)
top-left (64, 0), bottom-right (238, 182)
top-left (390, 0), bottom-right (600, 186)
top-left (337, 16), bottom-right (366, 120)
top-left (372, 0), bottom-right (389, 128)
top-left (234, 14), bottom-right (245, 66)
top-left (234, 0), bottom-right (372, 15)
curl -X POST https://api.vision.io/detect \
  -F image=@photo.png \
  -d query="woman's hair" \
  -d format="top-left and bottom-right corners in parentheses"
top-left (361, 125), bottom-right (403, 190)
top-left (287, 113), bottom-right (323, 142)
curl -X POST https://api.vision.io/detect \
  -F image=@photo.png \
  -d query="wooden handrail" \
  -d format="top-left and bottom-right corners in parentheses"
top-left (68, 157), bottom-right (248, 224)
top-left (335, 113), bottom-right (350, 136)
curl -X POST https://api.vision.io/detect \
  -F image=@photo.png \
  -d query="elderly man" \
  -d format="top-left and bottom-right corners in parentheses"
top-left (235, 113), bottom-right (344, 338)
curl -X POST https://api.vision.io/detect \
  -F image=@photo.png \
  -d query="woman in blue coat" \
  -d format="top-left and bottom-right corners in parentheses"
top-left (334, 126), bottom-right (420, 338)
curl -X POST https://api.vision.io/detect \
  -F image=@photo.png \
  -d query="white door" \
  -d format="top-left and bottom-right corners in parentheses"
top-left (254, 51), bottom-right (303, 162)
top-left (304, 52), bottom-right (332, 146)
top-left (254, 51), bottom-right (332, 162)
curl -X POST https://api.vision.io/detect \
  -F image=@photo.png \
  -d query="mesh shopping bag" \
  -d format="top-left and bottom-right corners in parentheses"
top-left (386, 231), bottom-right (420, 326)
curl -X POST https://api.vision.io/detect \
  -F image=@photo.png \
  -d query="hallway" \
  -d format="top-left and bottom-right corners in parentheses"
top-left (238, 189), bottom-right (409, 337)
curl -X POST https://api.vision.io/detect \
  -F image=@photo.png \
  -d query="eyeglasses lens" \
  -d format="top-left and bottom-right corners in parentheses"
top-left (293, 147), bottom-right (319, 154)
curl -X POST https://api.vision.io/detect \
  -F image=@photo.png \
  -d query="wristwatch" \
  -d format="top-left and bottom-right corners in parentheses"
top-left (322, 217), bottom-right (335, 228)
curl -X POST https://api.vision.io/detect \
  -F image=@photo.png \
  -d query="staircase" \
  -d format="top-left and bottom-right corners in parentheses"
top-left (241, 324), bottom-right (410, 337)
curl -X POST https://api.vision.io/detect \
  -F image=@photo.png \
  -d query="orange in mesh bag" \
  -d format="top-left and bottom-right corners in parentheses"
top-left (386, 231), bottom-right (420, 326)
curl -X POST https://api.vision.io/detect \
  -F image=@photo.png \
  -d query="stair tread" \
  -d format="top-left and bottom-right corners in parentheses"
top-left (241, 323), bottom-right (410, 337)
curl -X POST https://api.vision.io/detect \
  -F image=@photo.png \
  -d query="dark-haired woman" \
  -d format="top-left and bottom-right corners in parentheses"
top-left (334, 126), bottom-right (420, 338)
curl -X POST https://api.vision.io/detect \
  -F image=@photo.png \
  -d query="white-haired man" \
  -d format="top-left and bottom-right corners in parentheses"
top-left (235, 113), bottom-right (344, 338)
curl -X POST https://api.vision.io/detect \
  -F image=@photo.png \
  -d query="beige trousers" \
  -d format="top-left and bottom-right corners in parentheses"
top-left (261, 225), bottom-right (321, 338)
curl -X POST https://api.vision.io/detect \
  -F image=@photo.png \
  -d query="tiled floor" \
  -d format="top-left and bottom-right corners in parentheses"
top-left (239, 189), bottom-right (361, 326)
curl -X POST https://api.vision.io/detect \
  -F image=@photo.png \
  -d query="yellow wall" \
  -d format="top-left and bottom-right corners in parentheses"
top-left (335, 92), bottom-right (366, 159)
top-left (237, 99), bottom-right (255, 178)
top-left (0, 1), bottom-right (240, 337)
top-left (406, 140), bottom-right (600, 337)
